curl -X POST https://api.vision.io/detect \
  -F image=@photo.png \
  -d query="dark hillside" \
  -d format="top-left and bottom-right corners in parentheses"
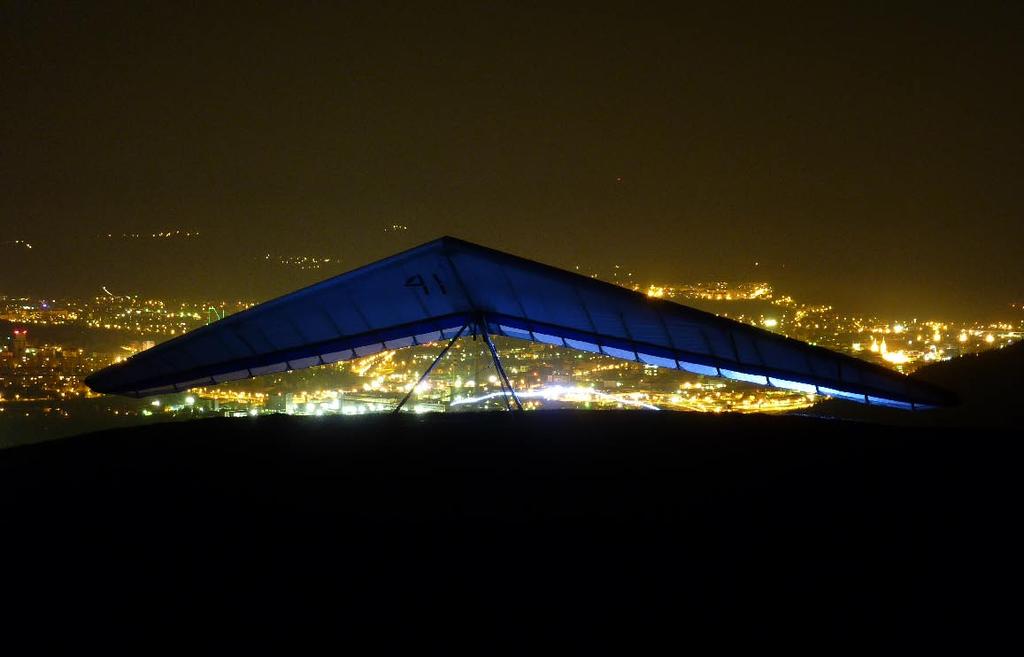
top-left (1, 411), bottom-right (1017, 651)
top-left (813, 341), bottom-right (1024, 427)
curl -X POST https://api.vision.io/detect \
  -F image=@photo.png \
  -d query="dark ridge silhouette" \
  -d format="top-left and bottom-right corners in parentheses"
top-left (914, 340), bottom-right (1024, 396)
top-left (812, 341), bottom-right (1024, 426)
top-left (1, 410), bottom-right (1017, 651)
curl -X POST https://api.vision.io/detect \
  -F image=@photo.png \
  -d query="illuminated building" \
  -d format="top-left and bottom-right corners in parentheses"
top-left (11, 329), bottom-right (27, 357)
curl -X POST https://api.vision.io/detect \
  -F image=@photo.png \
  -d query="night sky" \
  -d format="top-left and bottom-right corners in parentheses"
top-left (2, 2), bottom-right (1021, 317)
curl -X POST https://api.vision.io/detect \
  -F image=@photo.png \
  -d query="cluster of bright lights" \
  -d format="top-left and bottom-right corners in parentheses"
top-left (104, 230), bottom-right (199, 239)
top-left (451, 385), bottom-right (660, 410)
top-left (867, 337), bottom-right (910, 364)
top-left (262, 254), bottom-right (337, 270)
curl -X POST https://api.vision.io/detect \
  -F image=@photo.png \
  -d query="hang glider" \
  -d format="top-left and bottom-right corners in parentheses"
top-left (85, 236), bottom-right (954, 409)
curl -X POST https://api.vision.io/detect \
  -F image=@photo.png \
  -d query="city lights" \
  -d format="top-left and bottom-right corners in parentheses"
top-left (2, 280), bottom-right (1020, 435)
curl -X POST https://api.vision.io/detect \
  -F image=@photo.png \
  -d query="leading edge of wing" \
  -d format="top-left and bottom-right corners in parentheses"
top-left (84, 313), bottom-right (470, 397)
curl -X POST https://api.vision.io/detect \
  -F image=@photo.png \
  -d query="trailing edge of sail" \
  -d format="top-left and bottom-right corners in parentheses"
top-left (85, 237), bottom-right (955, 409)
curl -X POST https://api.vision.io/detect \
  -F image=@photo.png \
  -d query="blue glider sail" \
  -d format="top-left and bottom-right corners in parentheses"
top-left (85, 237), bottom-right (955, 409)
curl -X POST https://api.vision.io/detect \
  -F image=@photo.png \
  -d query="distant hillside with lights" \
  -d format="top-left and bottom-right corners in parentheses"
top-left (813, 340), bottom-right (1024, 426)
